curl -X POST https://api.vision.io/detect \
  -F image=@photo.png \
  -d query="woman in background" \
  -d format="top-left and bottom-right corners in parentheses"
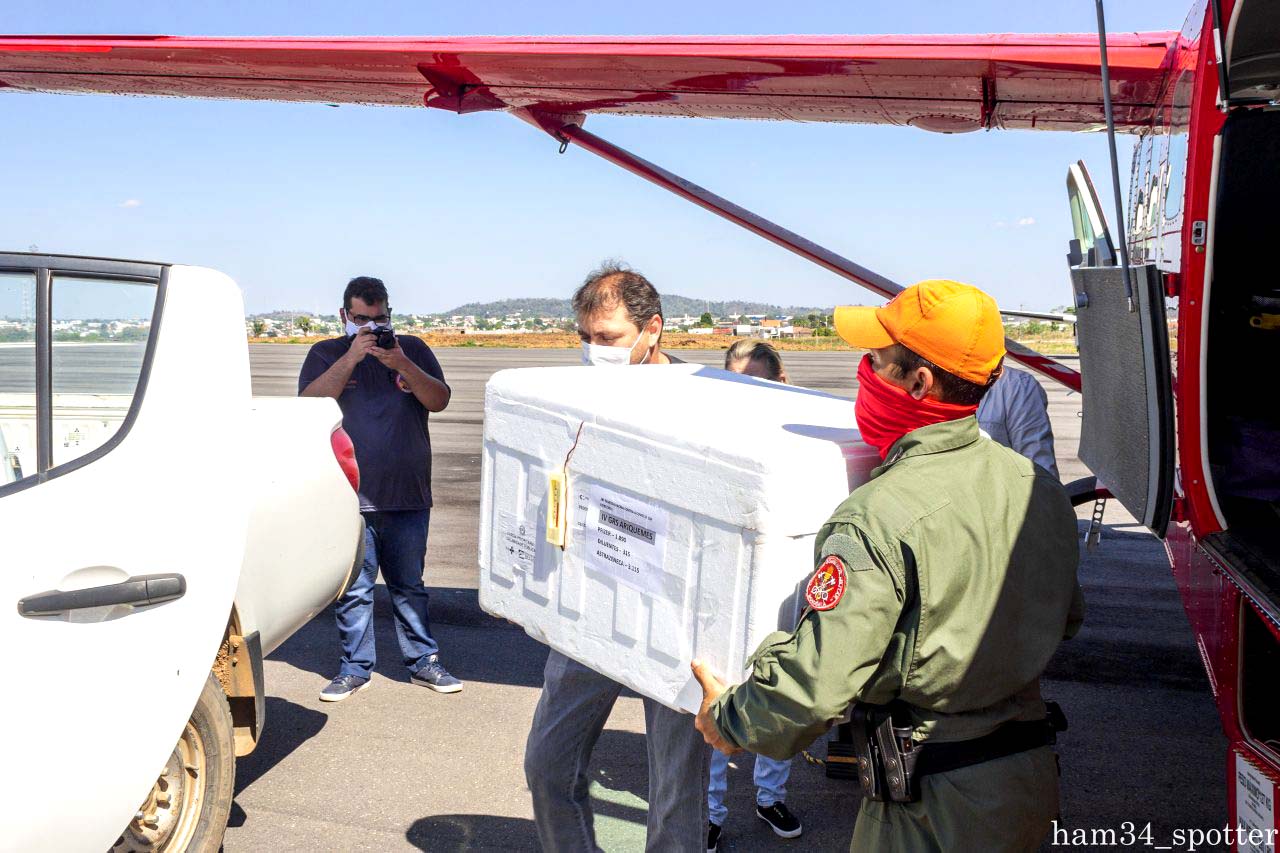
top-left (724, 339), bottom-right (789, 384)
top-left (707, 339), bottom-right (802, 851)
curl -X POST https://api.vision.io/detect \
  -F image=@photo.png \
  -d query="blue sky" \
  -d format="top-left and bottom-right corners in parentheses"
top-left (3, 0), bottom-right (1184, 315)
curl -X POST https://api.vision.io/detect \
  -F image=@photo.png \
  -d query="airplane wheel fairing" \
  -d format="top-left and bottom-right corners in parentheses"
top-left (111, 674), bottom-right (236, 853)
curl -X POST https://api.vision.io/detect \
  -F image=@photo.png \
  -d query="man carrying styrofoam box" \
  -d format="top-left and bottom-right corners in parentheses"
top-left (521, 260), bottom-right (706, 853)
top-left (692, 280), bottom-right (1084, 853)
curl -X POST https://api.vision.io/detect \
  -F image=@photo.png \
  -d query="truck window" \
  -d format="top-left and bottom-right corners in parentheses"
top-left (0, 272), bottom-right (35, 486)
top-left (50, 275), bottom-right (156, 468)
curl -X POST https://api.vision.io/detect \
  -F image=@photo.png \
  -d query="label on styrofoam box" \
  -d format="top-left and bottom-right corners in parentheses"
top-left (546, 469), bottom-right (568, 547)
top-left (584, 483), bottom-right (669, 597)
top-left (496, 510), bottom-right (536, 574)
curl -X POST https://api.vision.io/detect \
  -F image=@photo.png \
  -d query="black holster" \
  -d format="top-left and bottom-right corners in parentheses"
top-left (849, 704), bottom-right (919, 803)
top-left (849, 702), bottom-right (1068, 804)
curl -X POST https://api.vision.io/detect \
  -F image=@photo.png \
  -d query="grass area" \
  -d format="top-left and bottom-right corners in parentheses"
top-left (251, 329), bottom-right (1082, 354)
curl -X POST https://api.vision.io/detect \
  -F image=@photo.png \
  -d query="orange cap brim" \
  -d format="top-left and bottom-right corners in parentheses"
top-left (834, 305), bottom-right (894, 349)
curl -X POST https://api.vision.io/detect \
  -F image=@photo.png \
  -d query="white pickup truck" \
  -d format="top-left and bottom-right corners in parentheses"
top-left (0, 254), bottom-right (364, 852)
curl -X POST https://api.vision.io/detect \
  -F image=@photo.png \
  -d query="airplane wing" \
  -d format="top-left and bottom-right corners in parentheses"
top-left (0, 33), bottom-right (1175, 132)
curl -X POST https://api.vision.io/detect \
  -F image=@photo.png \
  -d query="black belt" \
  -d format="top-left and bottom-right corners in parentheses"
top-left (914, 710), bottom-right (1064, 779)
top-left (851, 702), bottom-right (1067, 803)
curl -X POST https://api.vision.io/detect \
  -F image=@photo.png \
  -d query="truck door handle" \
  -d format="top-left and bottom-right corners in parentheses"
top-left (17, 573), bottom-right (186, 617)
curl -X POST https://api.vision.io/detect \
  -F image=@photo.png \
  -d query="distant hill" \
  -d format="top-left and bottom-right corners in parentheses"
top-left (439, 297), bottom-right (573, 318)
top-left (438, 294), bottom-right (831, 319)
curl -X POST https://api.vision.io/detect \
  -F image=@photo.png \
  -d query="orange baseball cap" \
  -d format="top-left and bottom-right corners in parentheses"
top-left (833, 280), bottom-right (1006, 384)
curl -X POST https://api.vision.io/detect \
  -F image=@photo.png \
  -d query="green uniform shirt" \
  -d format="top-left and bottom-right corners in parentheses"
top-left (711, 415), bottom-right (1083, 760)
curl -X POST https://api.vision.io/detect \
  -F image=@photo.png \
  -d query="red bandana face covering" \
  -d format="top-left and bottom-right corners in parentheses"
top-left (854, 355), bottom-right (979, 459)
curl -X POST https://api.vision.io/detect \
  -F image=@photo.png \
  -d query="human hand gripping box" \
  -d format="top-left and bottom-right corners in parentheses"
top-left (478, 364), bottom-right (879, 713)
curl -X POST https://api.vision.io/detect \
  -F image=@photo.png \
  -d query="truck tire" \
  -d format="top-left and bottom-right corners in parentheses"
top-left (111, 673), bottom-right (236, 853)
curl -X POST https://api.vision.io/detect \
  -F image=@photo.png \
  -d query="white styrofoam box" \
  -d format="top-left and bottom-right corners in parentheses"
top-left (478, 363), bottom-right (879, 713)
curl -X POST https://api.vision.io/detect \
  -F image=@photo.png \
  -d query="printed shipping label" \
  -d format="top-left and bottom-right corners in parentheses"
top-left (583, 483), bottom-right (669, 596)
top-left (1236, 753), bottom-right (1276, 853)
top-left (497, 510), bottom-right (536, 574)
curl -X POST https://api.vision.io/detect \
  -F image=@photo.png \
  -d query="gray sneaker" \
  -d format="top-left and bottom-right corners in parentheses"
top-left (319, 674), bottom-right (370, 702)
top-left (411, 655), bottom-right (463, 694)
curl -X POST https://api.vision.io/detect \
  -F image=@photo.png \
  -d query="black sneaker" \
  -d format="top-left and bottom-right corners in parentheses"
top-left (756, 802), bottom-right (802, 839)
top-left (411, 655), bottom-right (463, 694)
top-left (707, 822), bottom-right (722, 853)
top-left (319, 674), bottom-right (370, 702)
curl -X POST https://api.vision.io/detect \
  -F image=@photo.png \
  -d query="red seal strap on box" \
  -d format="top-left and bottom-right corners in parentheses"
top-left (805, 555), bottom-right (848, 612)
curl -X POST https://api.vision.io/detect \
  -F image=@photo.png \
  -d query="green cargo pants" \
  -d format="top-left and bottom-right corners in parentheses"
top-left (849, 746), bottom-right (1060, 853)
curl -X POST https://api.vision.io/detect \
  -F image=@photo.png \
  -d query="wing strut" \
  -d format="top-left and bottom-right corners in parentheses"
top-left (521, 111), bottom-right (1082, 392)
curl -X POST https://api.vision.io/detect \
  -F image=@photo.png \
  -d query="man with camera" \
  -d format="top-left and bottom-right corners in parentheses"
top-left (299, 276), bottom-right (460, 701)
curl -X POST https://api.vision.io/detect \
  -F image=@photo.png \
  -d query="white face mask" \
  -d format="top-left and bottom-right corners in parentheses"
top-left (582, 330), bottom-right (652, 366)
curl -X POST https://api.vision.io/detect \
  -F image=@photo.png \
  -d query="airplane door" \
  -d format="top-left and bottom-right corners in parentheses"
top-left (1225, 0), bottom-right (1280, 103)
top-left (1066, 164), bottom-right (1176, 536)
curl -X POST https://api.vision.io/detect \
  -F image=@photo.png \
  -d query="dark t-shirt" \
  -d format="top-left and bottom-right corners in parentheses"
top-left (298, 335), bottom-right (448, 512)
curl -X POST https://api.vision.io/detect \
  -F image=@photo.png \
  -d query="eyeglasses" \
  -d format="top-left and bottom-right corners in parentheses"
top-left (349, 312), bottom-right (391, 324)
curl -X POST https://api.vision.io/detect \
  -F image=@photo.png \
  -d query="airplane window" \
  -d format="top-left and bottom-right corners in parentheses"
top-left (0, 272), bottom-right (35, 488)
top-left (1142, 136), bottom-right (1159, 232)
top-left (1165, 134), bottom-right (1189, 221)
top-left (1164, 75), bottom-right (1194, 222)
top-left (50, 276), bottom-right (157, 469)
top-left (1069, 186), bottom-right (1097, 253)
top-left (1128, 134), bottom-right (1155, 248)
top-left (1127, 147), bottom-right (1143, 241)
top-left (1152, 130), bottom-right (1170, 229)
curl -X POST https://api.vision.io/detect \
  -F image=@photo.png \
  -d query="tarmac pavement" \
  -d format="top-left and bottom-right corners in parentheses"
top-left (224, 345), bottom-right (1228, 852)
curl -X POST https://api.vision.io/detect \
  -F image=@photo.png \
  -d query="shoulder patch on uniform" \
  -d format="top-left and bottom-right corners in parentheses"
top-left (805, 555), bottom-right (848, 612)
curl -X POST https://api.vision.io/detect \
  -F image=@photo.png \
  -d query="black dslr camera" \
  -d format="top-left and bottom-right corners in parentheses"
top-left (374, 326), bottom-right (396, 349)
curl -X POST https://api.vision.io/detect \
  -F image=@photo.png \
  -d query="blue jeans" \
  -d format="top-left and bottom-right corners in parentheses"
top-left (707, 749), bottom-right (791, 827)
top-left (336, 509), bottom-right (439, 679)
